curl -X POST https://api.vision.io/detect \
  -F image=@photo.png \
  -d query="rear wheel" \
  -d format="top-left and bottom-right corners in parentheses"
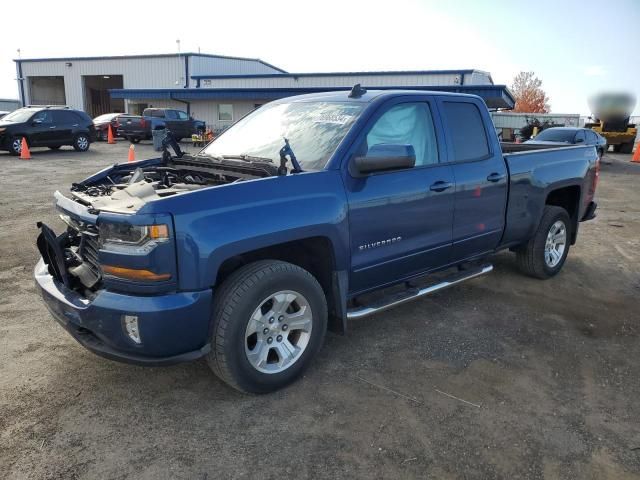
top-left (73, 134), bottom-right (90, 152)
top-left (128, 136), bottom-right (140, 144)
top-left (207, 260), bottom-right (327, 393)
top-left (516, 206), bottom-right (571, 279)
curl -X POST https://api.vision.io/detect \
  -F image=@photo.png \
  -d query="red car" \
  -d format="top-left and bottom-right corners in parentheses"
top-left (92, 113), bottom-right (123, 141)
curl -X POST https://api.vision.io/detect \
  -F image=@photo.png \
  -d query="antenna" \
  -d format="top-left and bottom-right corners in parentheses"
top-left (349, 84), bottom-right (367, 98)
top-left (176, 39), bottom-right (181, 55)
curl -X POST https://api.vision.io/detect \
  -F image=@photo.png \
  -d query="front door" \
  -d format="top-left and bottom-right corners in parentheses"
top-left (344, 99), bottom-right (455, 294)
top-left (438, 98), bottom-right (508, 261)
top-left (28, 110), bottom-right (55, 146)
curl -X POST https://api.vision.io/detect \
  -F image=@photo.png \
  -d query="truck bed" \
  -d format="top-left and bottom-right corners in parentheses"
top-left (501, 144), bottom-right (598, 247)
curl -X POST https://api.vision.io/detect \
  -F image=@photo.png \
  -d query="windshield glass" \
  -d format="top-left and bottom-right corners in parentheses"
top-left (534, 129), bottom-right (576, 143)
top-left (2, 109), bottom-right (35, 123)
top-left (202, 102), bottom-right (364, 170)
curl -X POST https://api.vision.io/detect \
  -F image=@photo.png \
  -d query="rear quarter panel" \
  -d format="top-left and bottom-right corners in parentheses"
top-left (501, 145), bottom-right (597, 247)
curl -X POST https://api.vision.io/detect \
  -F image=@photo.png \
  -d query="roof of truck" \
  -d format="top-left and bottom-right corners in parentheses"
top-left (278, 89), bottom-right (483, 103)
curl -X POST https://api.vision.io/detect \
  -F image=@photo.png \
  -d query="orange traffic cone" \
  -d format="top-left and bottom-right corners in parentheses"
top-left (632, 143), bottom-right (640, 163)
top-left (20, 137), bottom-right (31, 160)
top-left (128, 144), bottom-right (135, 162)
top-left (107, 125), bottom-right (116, 144)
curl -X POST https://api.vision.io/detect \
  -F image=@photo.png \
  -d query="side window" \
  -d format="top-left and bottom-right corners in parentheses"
top-left (364, 102), bottom-right (439, 166)
top-left (441, 102), bottom-right (489, 162)
top-left (575, 130), bottom-right (586, 143)
top-left (52, 111), bottom-right (77, 124)
top-left (586, 130), bottom-right (597, 144)
top-left (165, 110), bottom-right (179, 120)
top-left (32, 110), bottom-right (53, 124)
top-left (177, 110), bottom-right (188, 120)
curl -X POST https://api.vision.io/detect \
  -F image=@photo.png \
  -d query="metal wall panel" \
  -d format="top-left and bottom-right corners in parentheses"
top-left (491, 112), bottom-right (580, 129)
top-left (20, 57), bottom-right (186, 111)
top-left (197, 72), bottom-right (467, 89)
top-left (188, 57), bottom-right (283, 86)
top-left (0, 99), bottom-right (21, 112)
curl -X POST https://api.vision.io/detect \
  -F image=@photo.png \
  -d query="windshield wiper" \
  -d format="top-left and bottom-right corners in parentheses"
top-left (278, 138), bottom-right (302, 176)
top-left (222, 154), bottom-right (274, 163)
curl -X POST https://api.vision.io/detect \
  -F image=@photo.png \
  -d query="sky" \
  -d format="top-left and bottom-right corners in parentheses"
top-left (1, 0), bottom-right (639, 115)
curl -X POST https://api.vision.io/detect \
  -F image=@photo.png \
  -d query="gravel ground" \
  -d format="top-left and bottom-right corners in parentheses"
top-left (1, 140), bottom-right (639, 479)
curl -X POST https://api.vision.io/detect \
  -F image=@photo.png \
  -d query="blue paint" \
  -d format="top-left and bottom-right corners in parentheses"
top-left (35, 89), bottom-right (597, 365)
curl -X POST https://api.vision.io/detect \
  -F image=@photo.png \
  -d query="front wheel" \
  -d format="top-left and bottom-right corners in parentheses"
top-left (128, 136), bottom-right (140, 144)
top-left (73, 134), bottom-right (90, 152)
top-left (8, 136), bottom-right (23, 156)
top-left (516, 206), bottom-right (571, 279)
top-left (207, 260), bottom-right (327, 394)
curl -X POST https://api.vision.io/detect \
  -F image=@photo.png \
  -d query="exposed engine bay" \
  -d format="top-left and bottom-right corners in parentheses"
top-left (70, 156), bottom-right (277, 214)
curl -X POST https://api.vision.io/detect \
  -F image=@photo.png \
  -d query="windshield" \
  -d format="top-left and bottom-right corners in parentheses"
top-left (1, 109), bottom-right (35, 123)
top-left (202, 101), bottom-right (364, 170)
top-left (94, 113), bottom-right (117, 122)
top-left (534, 129), bottom-right (576, 143)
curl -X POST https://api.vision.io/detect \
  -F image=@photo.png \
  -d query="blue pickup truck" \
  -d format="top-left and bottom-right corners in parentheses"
top-left (35, 88), bottom-right (599, 393)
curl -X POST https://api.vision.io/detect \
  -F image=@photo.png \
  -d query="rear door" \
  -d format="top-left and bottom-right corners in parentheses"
top-left (51, 111), bottom-right (77, 144)
top-left (438, 98), bottom-right (508, 262)
top-left (176, 110), bottom-right (191, 137)
top-left (344, 97), bottom-right (455, 294)
top-left (163, 110), bottom-right (181, 136)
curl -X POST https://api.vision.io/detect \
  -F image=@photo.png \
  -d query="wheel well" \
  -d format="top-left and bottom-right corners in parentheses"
top-left (215, 237), bottom-right (341, 330)
top-left (546, 186), bottom-right (580, 243)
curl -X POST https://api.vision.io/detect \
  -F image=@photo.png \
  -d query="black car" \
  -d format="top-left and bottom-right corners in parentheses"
top-left (0, 106), bottom-right (96, 155)
top-left (525, 127), bottom-right (607, 158)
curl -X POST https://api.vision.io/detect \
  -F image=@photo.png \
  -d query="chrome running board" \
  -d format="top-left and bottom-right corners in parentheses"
top-left (346, 264), bottom-right (493, 320)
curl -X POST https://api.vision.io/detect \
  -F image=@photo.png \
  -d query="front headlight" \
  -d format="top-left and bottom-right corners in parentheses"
top-left (0, 127), bottom-right (6, 134)
top-left (99, 222), bottom-right (169, 253)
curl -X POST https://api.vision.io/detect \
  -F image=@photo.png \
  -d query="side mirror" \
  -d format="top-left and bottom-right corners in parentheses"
top-left (354, 144), bottom-right (416, 175)
top-left (575, 138), bottom-right (584, 143)
top-left (32, 119), bottom-right (43, 126)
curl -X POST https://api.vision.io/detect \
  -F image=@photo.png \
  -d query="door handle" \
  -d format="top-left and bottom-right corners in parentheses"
top-left (486, 172), bottom-right (505, 182)
top-left (430, 181), bottom-right (453, 192)
top-left (49, 126), bottom-right (57, 129)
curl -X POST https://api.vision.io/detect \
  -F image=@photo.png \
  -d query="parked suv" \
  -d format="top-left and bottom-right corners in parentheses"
top-left (0, 106), bottom-right (96, 155)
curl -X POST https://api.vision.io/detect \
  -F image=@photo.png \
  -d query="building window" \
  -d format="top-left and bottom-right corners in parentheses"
top-left (218, 104), bottom-right (233, 121)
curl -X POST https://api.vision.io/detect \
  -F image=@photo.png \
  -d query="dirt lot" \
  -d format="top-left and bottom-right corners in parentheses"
top-left (1, 140), bottom-right (639, 480)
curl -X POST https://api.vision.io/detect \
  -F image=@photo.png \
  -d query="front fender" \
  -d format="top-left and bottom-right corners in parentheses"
top-left (147, 170), bottom-right (350, 291)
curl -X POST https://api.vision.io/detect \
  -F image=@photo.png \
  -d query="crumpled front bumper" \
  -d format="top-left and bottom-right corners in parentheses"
top-left (34, 258), bottom-right (212, 366)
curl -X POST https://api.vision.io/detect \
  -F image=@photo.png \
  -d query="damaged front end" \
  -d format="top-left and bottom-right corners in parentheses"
top-left (36, 154), bottom-right (276, 294)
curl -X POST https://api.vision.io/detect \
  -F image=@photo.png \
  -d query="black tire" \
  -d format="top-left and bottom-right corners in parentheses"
top-left (48, 146), bottom-right (61, 150)
top-left (129, 136), bottom-right (140, 144)
top-left (72, 134), bottom-right (90, 152)
top-left (207, 260), bottom-right (327, 394)
top-left (516, 205), bottom-right (572, 279)
top-left (8, 136), bottom-right (25, 156)
top-left (619, 141), bottom-right (634, 154)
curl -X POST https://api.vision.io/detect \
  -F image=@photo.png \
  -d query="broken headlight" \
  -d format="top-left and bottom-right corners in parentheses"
top-left (98, 222), bottom-right (169, 253)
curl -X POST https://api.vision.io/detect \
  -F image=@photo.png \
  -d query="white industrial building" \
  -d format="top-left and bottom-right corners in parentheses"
top-left (0, 98), bottom-right (21, 112)
top-left (15, 52), bottom-right (515, 131)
